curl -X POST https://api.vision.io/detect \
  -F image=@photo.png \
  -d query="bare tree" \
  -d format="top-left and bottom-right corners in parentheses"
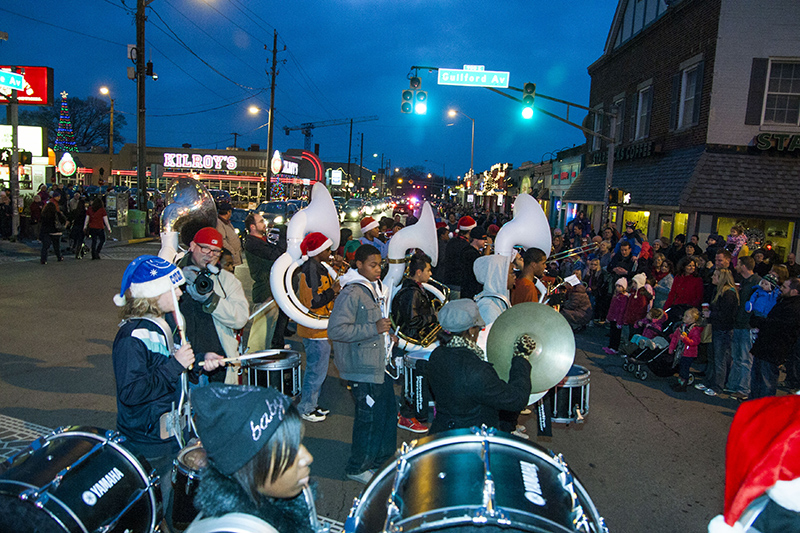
top-left (17, 95), bottom-right (126, 151)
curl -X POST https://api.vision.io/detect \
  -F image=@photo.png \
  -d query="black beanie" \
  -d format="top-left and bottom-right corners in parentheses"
top-left (192, 383), bottom-right (291, 475)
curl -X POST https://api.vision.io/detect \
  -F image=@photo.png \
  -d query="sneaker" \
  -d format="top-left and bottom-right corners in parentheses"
top-left (602, 347), bottom-right (618, 355)
top-left (397, 416), bottom-right (428, 433)
top-left (511, 429), bottom-right (530, 440)
top-left (520, 408), bottom-right (532, 415)
top-left (704, 388), bottom-right (717, 397)
top-left (346, 469), bottom-right (375, 484)
top-left (315, 406), bottom-right (330, 416)
top-left (730, 392), bottom-right (748, 401)
top-left (694, 383), bottom-right (707, 391)
top-left (301, 409), bottom-right (327, 422)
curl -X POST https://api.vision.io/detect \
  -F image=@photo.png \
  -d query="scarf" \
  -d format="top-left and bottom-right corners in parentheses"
top-left (447, 334), bottom-right (487, 362)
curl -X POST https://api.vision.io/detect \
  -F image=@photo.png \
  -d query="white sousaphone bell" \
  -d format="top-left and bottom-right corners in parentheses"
top-left (269, 182), bottom-right (341, 330)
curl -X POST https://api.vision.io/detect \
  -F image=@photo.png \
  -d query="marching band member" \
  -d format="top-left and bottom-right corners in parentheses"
top-left (296, 232), bottom-right (340, 423)
top-left (512, 247), bottom-right (548, 305)
top-left (425, 299), bottom-right (532, 435)
top-left (359, 216), bottom-right (388, 258)
top-left (473, 253), bottom-right (517, 325)
top-left (188, 383), bottom-right (317, 533)
top-left (391, 252), bottom-right (438, 432)
top-left (442, 215), bottom-right (477, 299)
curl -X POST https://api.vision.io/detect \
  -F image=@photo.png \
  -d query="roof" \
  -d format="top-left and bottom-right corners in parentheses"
top-left (564, 145), bottom-right (705, 207)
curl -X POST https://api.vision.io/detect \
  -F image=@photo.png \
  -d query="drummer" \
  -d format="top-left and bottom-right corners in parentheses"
top-left (111, 256), bottom-right (225, 483)
top-left (186, 383), bottom-right (316, 532)
top-left (425, 299), bottom-right (533, 434)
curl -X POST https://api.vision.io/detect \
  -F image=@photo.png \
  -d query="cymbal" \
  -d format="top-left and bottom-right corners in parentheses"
top-left (486, 302), bottom-right (575, 394)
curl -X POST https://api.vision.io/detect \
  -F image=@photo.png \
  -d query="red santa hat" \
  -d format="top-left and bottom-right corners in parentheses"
top-left (708, 393), bottom-right (800, 532)
top-left (300, 232), bottom-right (332, 259)
top-left (458, 216), bottom-right (477, 232)
top-left (360, 216), bottom-right (379, 233)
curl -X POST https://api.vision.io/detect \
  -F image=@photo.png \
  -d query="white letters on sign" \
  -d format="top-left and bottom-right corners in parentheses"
top-left (163, 153), bottom-right (238, 170)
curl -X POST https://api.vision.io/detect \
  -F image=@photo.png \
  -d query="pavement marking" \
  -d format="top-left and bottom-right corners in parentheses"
top-left (0, 414), bottom-right (52, 462)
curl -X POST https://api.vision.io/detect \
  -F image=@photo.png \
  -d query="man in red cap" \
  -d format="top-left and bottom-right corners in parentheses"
top-left (441, 215), bottom-right (477, 299)
top-left (359, 216), bottom-right (388, 258)
top-left (177, 226), bottom-right (249, 383)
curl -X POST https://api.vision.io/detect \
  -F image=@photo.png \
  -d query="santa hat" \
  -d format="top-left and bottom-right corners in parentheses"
top-left (435, 221), bottom-right (447, 229)
top-left (708, 394), bottom-right (800, 533)
top-left (360, 216), bottom-right (379, 233)
top-left (193, 227), bottom-right (223, 248)
top-left (113, 255), bottom-right (185, 306)
top-left (300, 232), bottom-right (332, 259)
top-left (458, 216), bottom-right (477, 232)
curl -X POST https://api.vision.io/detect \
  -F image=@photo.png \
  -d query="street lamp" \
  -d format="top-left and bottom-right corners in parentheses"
top-left (447, 108), bottom-right (474, 180)
top-left (425, 159), bottom-right (446, 199)
top-left (99, 86), bottom-right (115, 183)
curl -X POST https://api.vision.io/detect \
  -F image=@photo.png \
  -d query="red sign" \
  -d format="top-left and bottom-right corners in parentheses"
top-left (560, 171), bottom-right (569, 180)
top-left (0, 66), bottom-right (55, 106)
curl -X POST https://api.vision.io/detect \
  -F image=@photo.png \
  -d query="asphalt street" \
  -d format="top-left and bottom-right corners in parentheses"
top-left (0, 237), bottom-right (742, 532)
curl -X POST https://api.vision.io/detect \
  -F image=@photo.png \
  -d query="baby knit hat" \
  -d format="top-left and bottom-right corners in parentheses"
top-left (762, 273), bottom-right (779, 289)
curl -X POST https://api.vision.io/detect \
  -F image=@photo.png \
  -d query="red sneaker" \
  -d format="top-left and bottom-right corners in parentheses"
top-left (397, 416), bottom-right (428, 433)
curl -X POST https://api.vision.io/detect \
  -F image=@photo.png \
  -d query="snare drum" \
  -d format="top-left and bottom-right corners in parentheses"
top-left (345, 427), bottom-right (606, 533)
top-left (244, 350), bottom-right (302, 398)
top-left (172, 440), bottom-right (208, 530)
top-left (0, 426), bottom-right (161, 533)
top-left (552, 365), bottom-right (590, 424)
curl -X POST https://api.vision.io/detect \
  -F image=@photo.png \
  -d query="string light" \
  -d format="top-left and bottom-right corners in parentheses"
top-left (54, 91), bottom-right (78, 153)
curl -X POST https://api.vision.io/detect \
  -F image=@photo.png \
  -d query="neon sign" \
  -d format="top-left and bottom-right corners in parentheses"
top-left (163, 153), bottom-right (238, 170)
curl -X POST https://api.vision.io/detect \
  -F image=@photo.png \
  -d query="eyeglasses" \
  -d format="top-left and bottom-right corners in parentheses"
top-left (198, 244), bottom-right (222, 256)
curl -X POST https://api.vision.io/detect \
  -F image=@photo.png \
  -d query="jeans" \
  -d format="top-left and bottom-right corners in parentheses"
top-left (297, 338), bottom-right (330, 415)
top-left (750, 357), bottom-right (779, 398)
top-left (678, 356), bottom-right (694, 381)
top-left (705, 329), bottom-right (733, 391)
top-left (41, 233), bottom-right (62, 263)
top-left (346, 377), bottom-right (397, 475)
top-left (727, 329), bottom-right (754, 395)
top-left (89, 228), bottom-right (105, 258)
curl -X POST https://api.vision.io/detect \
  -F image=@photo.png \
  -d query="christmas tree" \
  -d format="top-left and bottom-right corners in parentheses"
top-left (54, 91), bottom-right (78, 152)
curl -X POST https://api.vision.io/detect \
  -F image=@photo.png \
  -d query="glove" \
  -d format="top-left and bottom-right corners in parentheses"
top-left (513, 334), bottom-right (536, 360)
top-left (182, 265), bottom-right (201, 285)
top-left (185, 279), bottom-right (210, 302)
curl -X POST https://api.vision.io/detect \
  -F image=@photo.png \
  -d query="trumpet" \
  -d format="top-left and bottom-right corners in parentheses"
top-left (549, 242), bottom-right (599, 262)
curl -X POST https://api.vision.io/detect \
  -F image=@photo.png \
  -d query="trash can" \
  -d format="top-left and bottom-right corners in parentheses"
top-left (129, 209), bottom-right (146, 239)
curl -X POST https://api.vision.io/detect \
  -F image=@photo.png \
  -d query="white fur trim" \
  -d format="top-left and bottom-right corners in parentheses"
top-left (707, 515), bottom-right (743, 533)
top-left (459, 222), bottom-right (477, 231)
top-left (307, 237), bottom-right (333, 257)
top-left (767, 478), bottom-right (800, 511)
top-left (129, 270), bottom-right (185, 300)
top-left (360, 219), bottom-right (379, 233)
top-left (113, 293), bottom-right (127, 307)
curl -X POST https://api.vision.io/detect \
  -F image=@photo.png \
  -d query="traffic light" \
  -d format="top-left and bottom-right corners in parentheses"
top-left (410, 76), bottom-right (421, 89)
top-left (20, 151), bottom-right (32, 165)
top-left (608, 188), bottom-right (628, 205)
top-left (401, 89), bottom-right (413, 113)
top-left (414, 90), bottom-right (427, 115)
top-left (522, 82), bottom-right (536, 119)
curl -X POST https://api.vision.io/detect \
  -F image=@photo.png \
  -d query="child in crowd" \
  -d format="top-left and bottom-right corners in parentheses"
top-left (218, 248), bottom-right (236, 273)
top-left (631, 308), bottom-right (668, 348)
top-left (726, 225), bottom-right (747, 266)
top-left (669, 307), bottom-right (703, 392)
top-left (622, 273), bottom-right (653, 342)
top-left (603, 278), bottom-right (629, 355)
top-left (746, 272), bottom-right (781, 330)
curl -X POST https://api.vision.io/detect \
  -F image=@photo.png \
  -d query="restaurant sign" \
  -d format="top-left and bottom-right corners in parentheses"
top-left (755, 133), bottom-right (800, 152)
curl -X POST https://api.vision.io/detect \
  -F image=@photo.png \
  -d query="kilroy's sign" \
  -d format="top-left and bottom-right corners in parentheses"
top-left (591, 141), bottom-right (656, 164)
top-left (754, 133), bottom-right (800, 153)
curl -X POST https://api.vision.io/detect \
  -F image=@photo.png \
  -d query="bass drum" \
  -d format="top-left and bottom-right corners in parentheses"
top-left (0, 426), bottom-right (161, 533)
top-left (345, 428), bottom-right (606, 533)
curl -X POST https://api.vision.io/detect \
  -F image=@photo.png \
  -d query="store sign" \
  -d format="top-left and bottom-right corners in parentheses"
top-left (0, 66), bottom-right (55, 106)
top-left (163, 152), bottom-right (238, 170)
top-left (592, 141), bottom-right (655, 164)
top-left (437, 65), bottom-right (509, 88)
top-left (755, 133), bottom-right (800, 152)
top-left (58, 153), bottom-right (76, 176)
top-left (331, 169), bottom-right (342, 185)
top-left (0, 125), bottom-right (45, 156)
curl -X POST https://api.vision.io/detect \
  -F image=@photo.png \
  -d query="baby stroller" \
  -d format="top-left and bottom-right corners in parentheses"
top-left (622, 311), bottom-right (694, 383)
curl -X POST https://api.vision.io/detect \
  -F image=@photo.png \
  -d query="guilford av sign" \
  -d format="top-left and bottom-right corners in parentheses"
top-left (163, 152), bottom-right (238, 170)
top-left (437, 65), bottom-right (509, 88)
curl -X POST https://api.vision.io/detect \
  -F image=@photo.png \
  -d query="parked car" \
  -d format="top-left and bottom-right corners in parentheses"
top-left (208, 188), bottom-right (232, 206)
top-left (255, 201), bottom-right (299, 226)
top-left (287, 199), bottom-right (308, 211)
top-left (230, 207), bottom-right (250, 244)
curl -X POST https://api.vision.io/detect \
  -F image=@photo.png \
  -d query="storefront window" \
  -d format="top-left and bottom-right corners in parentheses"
top-left (716, 217), bottom-right (795, 262)
top-left (623, 210), bottom-right (651, 238)
top-left (674, 213), bottom-right (688, 238)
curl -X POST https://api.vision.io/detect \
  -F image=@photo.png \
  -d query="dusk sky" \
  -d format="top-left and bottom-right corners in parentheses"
top-left (2, 1), bottom-right (618, 178)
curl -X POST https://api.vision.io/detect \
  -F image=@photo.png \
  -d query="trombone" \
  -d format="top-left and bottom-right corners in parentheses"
top-left (549, 242), bottom-right (599, 262)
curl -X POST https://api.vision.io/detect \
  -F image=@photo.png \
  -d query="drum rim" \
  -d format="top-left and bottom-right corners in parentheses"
top-left (390, 504), bottom-right (584, 533)
top-left (174, 444), bottom-right (208, 479)
top-left (0, 479), bottom-right (86, 533)
top-left (245, 353), bottom-right (302, 370)
top-left (354, 430), bottom-right (605, 532)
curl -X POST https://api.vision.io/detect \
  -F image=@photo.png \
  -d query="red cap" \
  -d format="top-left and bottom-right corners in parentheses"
top-left (300, 232), bottom-right (333, 259)
top-left (193, 227), bottom-right (223, 248)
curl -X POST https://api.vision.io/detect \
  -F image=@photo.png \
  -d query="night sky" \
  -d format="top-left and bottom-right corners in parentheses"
top-left (2, 1), bottom-right (617, 178)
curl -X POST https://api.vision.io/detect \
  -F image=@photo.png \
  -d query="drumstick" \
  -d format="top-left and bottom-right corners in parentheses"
top-left (198, 355), bottom-right (242, 367)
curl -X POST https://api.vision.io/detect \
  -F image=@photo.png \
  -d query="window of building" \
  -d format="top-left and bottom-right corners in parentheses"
top-left (635, 86), bottom-right (653, 140)
top-left (613, 96), bottom-right (625, 143)
top-left (592, 108), bottom-right (603, 151)
top-left (678, 65), bottom-right (699, 128)
top-left (670, 59), bottom-right (704, 131)
top-left (763, 61), bottom-right (800, 126)
top-left (615, 0), bottom-right (670, 49)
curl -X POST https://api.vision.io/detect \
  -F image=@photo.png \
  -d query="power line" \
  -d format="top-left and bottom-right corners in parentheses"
top-left (0, 7), bottom-right (128, 48)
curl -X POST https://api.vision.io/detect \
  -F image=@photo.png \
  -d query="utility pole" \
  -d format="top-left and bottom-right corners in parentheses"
top-left (231, 132), bottom-right (240, 148)
top-left (265, 30), bottom-right (280, 202)
top-left (358, 132), bottom-right (364, 191)
top-left (136, 0), bottom-right (147, 212)
top-left (346, 119), bottom-right (353, 186)
top-left (8, 72), bottom-right (19, 239)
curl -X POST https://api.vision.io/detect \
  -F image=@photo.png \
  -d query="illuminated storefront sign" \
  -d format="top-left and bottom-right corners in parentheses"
top-left (0, 66), bottom-right (55, 106)
top-left (163, 152), bottom-right (238, 170)
top-left (0, 125), bottom-right (45, 156)
top-left (755, 132), bottom-right (800, 152)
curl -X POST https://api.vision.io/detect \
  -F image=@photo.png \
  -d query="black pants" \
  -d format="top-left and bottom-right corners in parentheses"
top-left (270, 308), bottom-right (290, 349)
top-left (608, 321), bottom-right (622, 350)
top-left (40, 233), bottom-right (62, 263)
top-left (89, 228), bottom-right (106, 258)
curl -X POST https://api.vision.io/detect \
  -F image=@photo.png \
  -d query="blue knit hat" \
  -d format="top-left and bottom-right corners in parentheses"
top-left (113, 255), bottom-right (185, 306)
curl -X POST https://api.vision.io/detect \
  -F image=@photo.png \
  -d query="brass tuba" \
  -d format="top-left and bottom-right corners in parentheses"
top-left (158, 176), bottom-right (218, 263)
top-left (269, 182), bottom-right (341, 330)
top-left (385, 202), bottom-right (448, 349)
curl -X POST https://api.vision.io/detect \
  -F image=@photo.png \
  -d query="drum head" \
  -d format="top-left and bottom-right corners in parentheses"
top-left (350, 429), bottom-right (602, 533)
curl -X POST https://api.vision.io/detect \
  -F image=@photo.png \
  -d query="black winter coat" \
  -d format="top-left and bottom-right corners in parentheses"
top-left (425, 345), bottom-right (531, 434)
top-left (751, 295), bottom-right (800, 366)
top-left (391, 278), bottom-right (437, 342)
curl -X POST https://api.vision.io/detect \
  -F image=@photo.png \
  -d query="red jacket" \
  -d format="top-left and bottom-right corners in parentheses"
top-left (622, 287), bottom-right (652, 325)
top-left (668, 323), bottom-right (702, 358)
top-left (664, 275), bottom-right (704, 310)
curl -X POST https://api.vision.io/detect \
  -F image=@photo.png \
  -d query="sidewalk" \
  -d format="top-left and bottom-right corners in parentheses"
top-left (0, 235), bottom-right (157, 262)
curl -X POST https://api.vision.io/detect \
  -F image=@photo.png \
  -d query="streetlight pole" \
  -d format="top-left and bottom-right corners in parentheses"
top-left (447, 109), bottom-right (474, 179)
top-left (100, 87), bottom-right (114, 182)
top-left (135, 0), bottom-right (148, 211)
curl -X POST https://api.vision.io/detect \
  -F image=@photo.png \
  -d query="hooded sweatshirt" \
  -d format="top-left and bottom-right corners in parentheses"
top-left (473, 254), bottom-right (512, 325)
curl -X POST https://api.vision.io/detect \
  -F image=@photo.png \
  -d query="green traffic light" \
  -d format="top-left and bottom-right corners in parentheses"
top-left (522, 107), bottom-right (533, 119)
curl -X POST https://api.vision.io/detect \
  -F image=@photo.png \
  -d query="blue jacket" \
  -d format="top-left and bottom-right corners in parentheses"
top-left (746, 287), bottom-right (780, 318)
top-left (112, 317), bottom-right (185, 458)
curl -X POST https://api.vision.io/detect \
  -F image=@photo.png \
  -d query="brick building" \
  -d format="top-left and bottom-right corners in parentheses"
top-left (565, 0), bottom-right (800, 259)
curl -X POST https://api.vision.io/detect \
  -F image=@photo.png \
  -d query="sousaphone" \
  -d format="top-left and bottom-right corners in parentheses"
top-left (486, 302), bottom-right (575, 395)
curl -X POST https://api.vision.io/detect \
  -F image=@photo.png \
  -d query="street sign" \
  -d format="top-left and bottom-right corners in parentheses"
top-left (437, 66), bottom-right (509, 88)
top-left (0, 70), bottom-right (24, 91)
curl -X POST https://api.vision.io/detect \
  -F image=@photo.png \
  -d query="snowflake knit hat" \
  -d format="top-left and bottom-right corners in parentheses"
top-left (113, 255), bottom-right (185, 306)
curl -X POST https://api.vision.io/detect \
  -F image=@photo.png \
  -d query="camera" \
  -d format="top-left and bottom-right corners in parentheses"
top-left (194, 264), bottom-right (219, 296)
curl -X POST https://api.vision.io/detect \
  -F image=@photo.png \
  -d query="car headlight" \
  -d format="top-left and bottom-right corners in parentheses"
top-left (235, 228), bottom-right (240, 234)
top-left (274, 216), bottom-right (284, 224)
top-left (350, 210), bottom-right (358, 217)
